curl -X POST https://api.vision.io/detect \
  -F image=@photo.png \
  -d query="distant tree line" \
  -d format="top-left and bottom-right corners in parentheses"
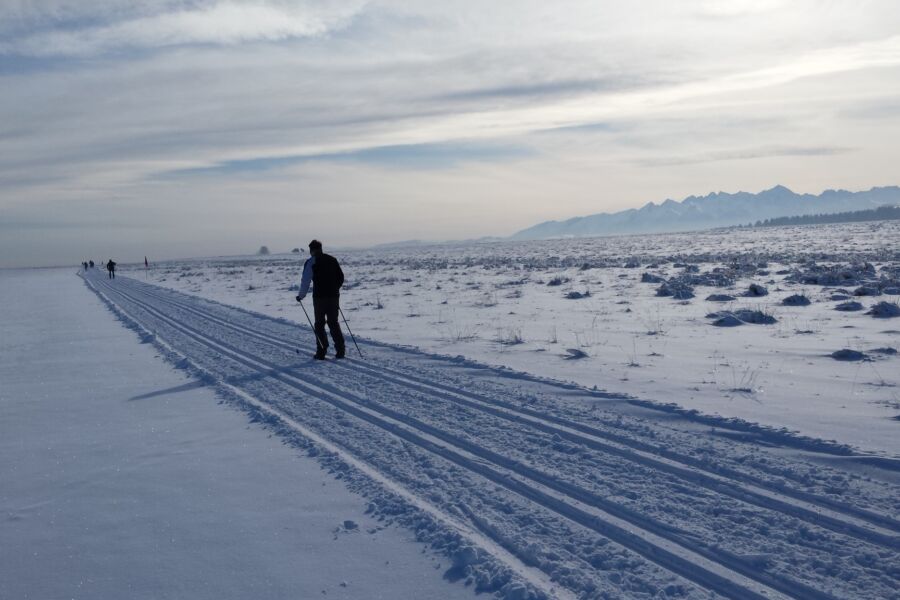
top-left (743, 205), bottom-right (900, 228)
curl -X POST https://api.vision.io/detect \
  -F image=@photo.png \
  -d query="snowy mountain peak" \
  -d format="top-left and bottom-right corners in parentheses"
top-left (511, 185), bottom-right (900, 239)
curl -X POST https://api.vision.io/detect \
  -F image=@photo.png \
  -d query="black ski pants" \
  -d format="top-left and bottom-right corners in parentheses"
top-left (108, 269), bottom-right (115, 279)
top-left (313, 296), bottom-right (345, 353)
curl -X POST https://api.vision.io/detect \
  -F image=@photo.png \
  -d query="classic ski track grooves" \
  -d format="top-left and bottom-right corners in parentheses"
top-left (120, 277), bottom-right (900, 546)
top-left (84, 275), bottom-right (572, 600)
top-left (95, 278), bottom-right (793, 600)
top-left (86, 276), bottom-right (870, 600)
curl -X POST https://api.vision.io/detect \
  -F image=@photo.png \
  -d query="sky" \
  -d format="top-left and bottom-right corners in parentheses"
top-left (2, 1), bottom-right (900, 267)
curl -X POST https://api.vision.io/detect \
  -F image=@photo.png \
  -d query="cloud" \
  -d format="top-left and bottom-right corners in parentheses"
top-left (0, 1), bottom-right (365, 56)
top-left (637, 145), bottom-right (853, 167)
top-left (694, 0), bottom-right (787, 19)
top-left (162, 141), bottom-right (535, 177)
top-left (2, 2), bottom-right (900, 266)
top-left (435, 78), bottom-right (637, 102)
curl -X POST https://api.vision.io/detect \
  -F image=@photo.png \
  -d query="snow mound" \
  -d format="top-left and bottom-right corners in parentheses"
top-left (451, 544), bottom-right (480, 568)
top-left (866, 301), bottom-right (900, 318)
top-left (641, 272), bottom-right (665, 283)
top-left (706, 294), bottom-right (736, 302)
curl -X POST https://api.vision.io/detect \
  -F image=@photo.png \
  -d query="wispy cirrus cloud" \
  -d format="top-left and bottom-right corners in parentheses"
top-left (637, 145), bottom-right (853, 167)
top-left (0, 1), bottom-right (365, 56)
top-left (163, 140), bottom-right (535, 177)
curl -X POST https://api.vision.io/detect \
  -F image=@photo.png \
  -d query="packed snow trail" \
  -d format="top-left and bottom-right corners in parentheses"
top-left (83, 272), bottom-right (900, 600)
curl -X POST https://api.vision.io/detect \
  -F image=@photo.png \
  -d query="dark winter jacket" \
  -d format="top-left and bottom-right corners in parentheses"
top-left (298, 253), bottom-right (344, 298)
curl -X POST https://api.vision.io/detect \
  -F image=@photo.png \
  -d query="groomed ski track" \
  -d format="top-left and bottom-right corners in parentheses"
top-left (84, 272), bottom-right (900, 600)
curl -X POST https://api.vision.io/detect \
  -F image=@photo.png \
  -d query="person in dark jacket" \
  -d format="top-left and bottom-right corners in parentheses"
top-left (296, 240), bottom-right (345, 359)
top-left (107, 259), bottom-right (117, 279)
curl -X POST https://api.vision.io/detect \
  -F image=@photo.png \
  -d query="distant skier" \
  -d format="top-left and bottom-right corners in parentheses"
top-left (107, 259), bottom-right (117, 279)
top-left (89, 260), bottom-right (94, 268)
top-left (296, 240), bottom-right (345, 360)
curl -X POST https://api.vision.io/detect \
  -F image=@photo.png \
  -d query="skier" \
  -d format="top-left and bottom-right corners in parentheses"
top-left (89, 260), bottom-right (94, 268)
top-left (296, 240), bottom-right (345, 360)
top-left (107, 259), bottom-right (117, 279)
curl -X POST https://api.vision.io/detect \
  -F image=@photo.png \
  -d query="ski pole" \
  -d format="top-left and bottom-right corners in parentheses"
top-left (339, 306), bottom-right (363, 358)
top-left (298, 299), bottom-right (326, 351)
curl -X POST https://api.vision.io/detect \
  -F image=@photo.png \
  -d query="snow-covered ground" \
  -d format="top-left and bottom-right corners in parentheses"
top-left (0, 269), bottom-right (481, 600)
top-left (134, 221), bottom-right (900, 456)
top-left (5, 221), bottom-right (899, 600)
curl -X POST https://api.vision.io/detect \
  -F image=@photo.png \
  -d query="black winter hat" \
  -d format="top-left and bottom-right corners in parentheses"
top-left (308, 239), bottom-right (323, 251)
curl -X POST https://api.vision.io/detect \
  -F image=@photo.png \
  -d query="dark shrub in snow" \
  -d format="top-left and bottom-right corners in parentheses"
top-left (853, 286), bottom-right (881, 297)
top-left (623, 260), bottom-right (640, 268)
top-left (866, 301), bottom-right (900, 318)
top-left (706, 294), bottom-right (736, 302)
top-left (547, 277), bottom-right (569, 287)
top-left (835, 301), bottom-right (863, 312)
top-left (883, 286), bottom-right (900, 295)
top-left (830, 294), bottom-right (851, 301)
top-left (712, 314), bottom-right (743, 327)
top-left (745, 284), bottom-right (768, 297)
top-left (733, 309), bottom-right (777, 324)
top-left (782, 294), bottom-right (811, 306)
top-left (708, 309), bottom-right (775, 325)
top-left (565, 290), bottom-right (590, 299)
top-left (831, 349), bottom-right (868, 361)
top-left (657, 283), bottom-right (694, 299)
top-left (641, 272), bottom-right (665, 283)
top-left (872, 347), bottom-right (897, 355)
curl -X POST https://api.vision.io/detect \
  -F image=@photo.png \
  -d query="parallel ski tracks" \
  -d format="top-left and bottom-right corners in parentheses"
top-left (87, 275), bottom-right (897, 600)
top-left (113, 277), bottom-right (900, 547)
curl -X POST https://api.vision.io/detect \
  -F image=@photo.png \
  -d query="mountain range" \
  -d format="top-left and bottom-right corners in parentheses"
top-left (511, 185), bottom-right (900, 240)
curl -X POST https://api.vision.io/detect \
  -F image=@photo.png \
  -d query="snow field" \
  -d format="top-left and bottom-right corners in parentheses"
top-left (0, 269), bottom-right (481, 600)
top-left (83, 270), bottom-right (900, 600)
top-left (132, 221), bottom-right (899, 455)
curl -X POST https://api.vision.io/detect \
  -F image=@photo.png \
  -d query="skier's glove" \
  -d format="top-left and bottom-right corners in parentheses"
top-left (296, 294), bottom-right (305, 302)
